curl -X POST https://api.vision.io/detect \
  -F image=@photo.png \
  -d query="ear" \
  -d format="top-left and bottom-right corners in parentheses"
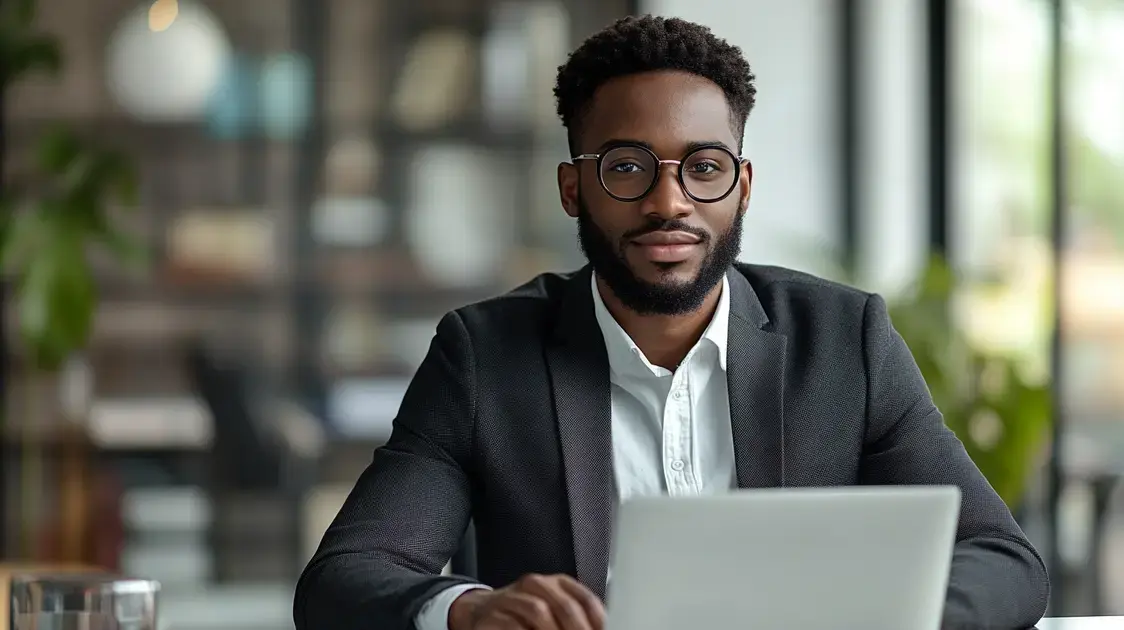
top-left (558, 162), bottom-right (580, 218)
top-left (738, 159), bottom-right (753, 212)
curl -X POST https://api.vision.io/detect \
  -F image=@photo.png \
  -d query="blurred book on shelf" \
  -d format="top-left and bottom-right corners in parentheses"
top-left (166, 209), bottom-right (280, 285)
top-left (88, 398), bottom-right (212, 450)
top-left (391, 29), bottom-right (476, 131)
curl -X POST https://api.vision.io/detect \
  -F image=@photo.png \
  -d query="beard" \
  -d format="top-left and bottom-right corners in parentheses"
top-left (576, 198), bottom-right (744, 316)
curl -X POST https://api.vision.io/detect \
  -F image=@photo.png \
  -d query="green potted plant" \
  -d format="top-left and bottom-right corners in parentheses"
top-left (1, 0), bottom-right (144, 559)
top-left (812, 248), bottom-right (1052, 512)
top-left (886, 256), bottom-right (1052, 510)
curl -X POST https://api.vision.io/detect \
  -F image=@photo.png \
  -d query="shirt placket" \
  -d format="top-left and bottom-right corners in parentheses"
top-left (662, 366), bottom-right (698, 496)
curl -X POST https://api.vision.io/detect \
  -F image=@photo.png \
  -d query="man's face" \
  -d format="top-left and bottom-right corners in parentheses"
top-left (558, 70), bottom-right (752, 316)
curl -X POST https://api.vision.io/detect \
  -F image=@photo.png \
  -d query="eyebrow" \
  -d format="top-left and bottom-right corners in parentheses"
top-left (596, 138), bottom-right (737, 155)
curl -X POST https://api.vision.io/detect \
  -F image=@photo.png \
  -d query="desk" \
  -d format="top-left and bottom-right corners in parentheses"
top-left (1038, 616), bottom-right (1124, 629)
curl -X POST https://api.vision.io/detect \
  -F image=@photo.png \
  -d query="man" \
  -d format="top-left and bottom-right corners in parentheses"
top-left (295, 15), bottom-right (1049, 630)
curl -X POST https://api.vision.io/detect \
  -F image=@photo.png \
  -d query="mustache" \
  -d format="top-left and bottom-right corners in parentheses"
top-left (622, 219), bottom-right (710, 242)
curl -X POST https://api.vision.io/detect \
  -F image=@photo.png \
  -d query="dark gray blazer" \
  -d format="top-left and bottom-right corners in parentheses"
top-left (294, 264), bottom-right (1049, 630)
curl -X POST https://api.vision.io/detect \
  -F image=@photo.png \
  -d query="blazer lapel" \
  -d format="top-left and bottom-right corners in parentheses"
top-left (725, 270), bottom-right (788, 488)
top-left (545, 266), bottom-right (615, 598)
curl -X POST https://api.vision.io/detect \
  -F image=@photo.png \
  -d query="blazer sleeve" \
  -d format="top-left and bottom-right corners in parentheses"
top-left (857, 293), bottom-right (1050, 629)
top-left (294, 311), bottom-right (481, 630)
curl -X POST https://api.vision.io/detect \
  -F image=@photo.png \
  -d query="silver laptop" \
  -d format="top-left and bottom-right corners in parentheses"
top-left (606, 485), bottom-right (961, 630)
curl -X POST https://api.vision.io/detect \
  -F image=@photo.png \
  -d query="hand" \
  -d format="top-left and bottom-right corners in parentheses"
top-left (448, 573), bottom-right (606, 630)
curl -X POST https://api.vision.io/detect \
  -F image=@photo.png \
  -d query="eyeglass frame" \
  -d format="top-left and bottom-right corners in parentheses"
top-left (571, 143), bottom-right (749, 204)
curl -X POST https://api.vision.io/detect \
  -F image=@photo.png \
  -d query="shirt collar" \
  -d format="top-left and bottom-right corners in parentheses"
top-left (590, 271), bottom-right (730, 378)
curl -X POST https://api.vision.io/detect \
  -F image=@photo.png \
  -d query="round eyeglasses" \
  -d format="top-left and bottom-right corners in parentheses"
top-left (572, 144), bottom-right (747, 203)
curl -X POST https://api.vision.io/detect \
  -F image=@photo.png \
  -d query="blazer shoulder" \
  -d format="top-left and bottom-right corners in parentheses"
top-left (450, 269), bottom-right (577, 341)
top-left (736, 263), bottom-right (871, 300)
top-left (732, 263), bottom-right (874, 328)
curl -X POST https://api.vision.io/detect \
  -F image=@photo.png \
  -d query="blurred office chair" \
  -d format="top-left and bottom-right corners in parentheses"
top-left (185, 339), bottom-right (285, 490)
top-left (185, 338), bottom-right (324, 580)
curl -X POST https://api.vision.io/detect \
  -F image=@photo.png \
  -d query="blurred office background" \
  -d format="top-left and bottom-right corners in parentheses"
top-left (0, 0), bottom-right (1121, 627)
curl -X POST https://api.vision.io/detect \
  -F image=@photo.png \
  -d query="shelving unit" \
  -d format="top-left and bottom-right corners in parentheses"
top-left (1, 0), bottom-right (633, 607)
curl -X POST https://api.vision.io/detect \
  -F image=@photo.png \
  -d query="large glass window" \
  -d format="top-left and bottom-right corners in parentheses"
top-left (954, 0), bottom-right (1124, 614)
top-left (1058, 0), bottom-right (1124, 613)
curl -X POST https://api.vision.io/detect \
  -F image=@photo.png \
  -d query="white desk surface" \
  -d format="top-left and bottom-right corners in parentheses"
top-left (1037, 617), bottom-right (1124, 629)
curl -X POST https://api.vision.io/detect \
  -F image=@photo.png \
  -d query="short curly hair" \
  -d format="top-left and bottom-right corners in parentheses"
top-left (554, 15), bottom-right (757, 154)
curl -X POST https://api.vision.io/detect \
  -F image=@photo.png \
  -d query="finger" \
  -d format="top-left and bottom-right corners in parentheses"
top-left (517, 576), bottom-right (593, 630)
top-left (555, 578), bottom-right (606, 630)
top-left (495, 592), bottom-right (559, 630)
top-left (478, 610), bottom-right (533, 630)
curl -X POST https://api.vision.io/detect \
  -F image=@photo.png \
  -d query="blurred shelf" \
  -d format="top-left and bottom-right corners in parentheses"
top-left (5, 115), bottom-right (539, 152)
top-left (400, 5), bottom-right (492, 36)
top-left (362, 286), bottom-right (504, 316)
top-left (377, 123), bottom-right (537, 151)
top-left (3, 117), bottom-right (300, 149)
top-left (98, 281), bottom-right (285, 306)
top-left (306, 247), bottom-right (508, 309)
top-left (315, 113), bottom-right (542, 149)
top-left (88, 397), bottom-right (212, 451)
top-left (306, 247), bottom-right (423, 288)
top-left (0, 0), bottom-right (624, 593)
top-left (0, 398), bottom-right (207, 457)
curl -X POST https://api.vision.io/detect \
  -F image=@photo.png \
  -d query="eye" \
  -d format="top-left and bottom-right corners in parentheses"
top-left (687, 161), bottom-right (720, 175)
top-left (607, 161), bottom-right (645, 174)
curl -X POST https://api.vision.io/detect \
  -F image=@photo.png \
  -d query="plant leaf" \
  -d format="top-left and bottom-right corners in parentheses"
top-left (0, 197), bottom-right (13, 263)
top-left (96, 225), bottom-right (149, 268)
top-left (0, 206), bottom-right (48, 271)
top-left (887, 254), bottom-right (1051, 512)
top-left (100, 150), bottom-right (139, 205)
top-left (52, 144), bottom-right (139, 232)
top-left (15, 226), bottom-right (96, 371)
top-left (1, 0), bottom-right (38, 24)
top-left (17, 0), bottom-right (37, 23)
top-left (36, 127), bottom-right (81, 175)
top-left (1, 32), bottom-right (62, 83)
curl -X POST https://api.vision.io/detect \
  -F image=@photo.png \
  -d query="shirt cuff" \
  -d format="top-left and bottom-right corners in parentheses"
top-left (414, 583), bottom-right (492, 630)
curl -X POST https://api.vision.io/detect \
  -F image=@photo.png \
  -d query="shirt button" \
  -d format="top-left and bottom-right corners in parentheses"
top-left (670, 459), bottom-right (685, 471)
top-left (673, 390), bottom-right (684, 399)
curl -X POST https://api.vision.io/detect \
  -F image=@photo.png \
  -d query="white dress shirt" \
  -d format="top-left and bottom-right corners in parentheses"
top-left (414, 273), bottom-right (738, 630)
top-left (594, 273), bottom-right (737, 502)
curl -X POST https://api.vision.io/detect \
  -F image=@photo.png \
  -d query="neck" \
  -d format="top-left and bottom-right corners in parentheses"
top-left (596, 276), bottom-right (722, 371)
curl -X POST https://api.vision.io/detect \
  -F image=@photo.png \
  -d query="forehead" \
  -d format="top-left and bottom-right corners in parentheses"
top-left (579, 70), bottom-right (738, 155)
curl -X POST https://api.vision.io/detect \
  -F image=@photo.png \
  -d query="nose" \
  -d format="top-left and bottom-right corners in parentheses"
top-left (640, 161), bottom-right (694, 220)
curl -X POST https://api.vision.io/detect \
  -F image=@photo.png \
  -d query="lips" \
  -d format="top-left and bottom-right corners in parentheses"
top-left (629, 230), bottom-right (703, 264)
top-left (630, 231), bottom-right (702, 246)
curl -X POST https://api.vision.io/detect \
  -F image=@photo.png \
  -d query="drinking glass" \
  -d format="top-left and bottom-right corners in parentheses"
top-left (9, 574), bottom-right (159, 630)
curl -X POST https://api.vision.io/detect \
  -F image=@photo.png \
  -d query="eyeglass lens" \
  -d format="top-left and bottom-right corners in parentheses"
top-left (599, 146), bottom-right (738, 201)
